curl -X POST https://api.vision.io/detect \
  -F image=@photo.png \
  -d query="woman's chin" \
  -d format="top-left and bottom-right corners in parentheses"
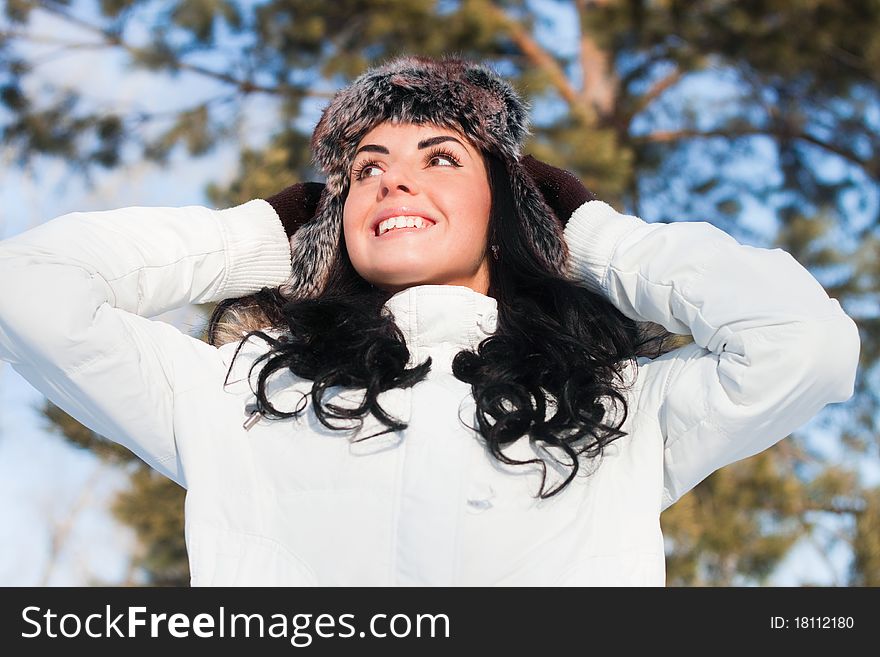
top-left (372, 276), bottom-right (438, 292)
top-left (360, 267), bottom-right (487, 295)
top-left (363, 271), bottom-right (448, 293)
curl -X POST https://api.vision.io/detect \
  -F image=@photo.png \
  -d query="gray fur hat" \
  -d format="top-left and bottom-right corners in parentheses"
top-left (278, 55), bottom-right (568, 301)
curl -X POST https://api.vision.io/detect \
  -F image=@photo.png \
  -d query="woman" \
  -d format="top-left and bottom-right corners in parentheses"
top-left (0, 56), bottom-right (860, 586)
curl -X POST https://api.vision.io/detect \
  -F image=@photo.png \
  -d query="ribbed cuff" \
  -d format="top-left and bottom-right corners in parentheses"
top-left (563, 200), bottom-right (647, 295)
top-left (209, 199), bottom-right (292, 301)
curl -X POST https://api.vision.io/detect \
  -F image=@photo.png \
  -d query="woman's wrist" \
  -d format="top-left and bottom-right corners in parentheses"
top-left (521, 154), bottom-right (597, 226)
top-left (212, 200), bottom-right (295, 301)
top-left (264, 181), bottom-right (326, 238)
top-left (563, 200), bottom-right (647, 295)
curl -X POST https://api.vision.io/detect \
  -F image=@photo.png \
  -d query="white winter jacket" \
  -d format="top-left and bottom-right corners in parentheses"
top-left (0, 198), bottom-right (860, 586)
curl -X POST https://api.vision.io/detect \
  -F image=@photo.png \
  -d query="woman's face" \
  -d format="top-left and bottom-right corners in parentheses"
top-left (342, 121), bottom-right (492, 295)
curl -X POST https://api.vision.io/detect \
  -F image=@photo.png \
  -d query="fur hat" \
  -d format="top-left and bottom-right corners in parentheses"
top-left (277, 55), bottom-right (568, 300)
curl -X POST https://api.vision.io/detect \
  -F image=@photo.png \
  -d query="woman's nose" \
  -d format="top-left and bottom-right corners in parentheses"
top-left (379, 165), bottom-right (419, 197)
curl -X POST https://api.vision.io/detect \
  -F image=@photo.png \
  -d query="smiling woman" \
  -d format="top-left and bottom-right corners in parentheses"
top-left (0, 55), bottom-right (860, 586)
top-left (343, 122), bottom-right (492, 294)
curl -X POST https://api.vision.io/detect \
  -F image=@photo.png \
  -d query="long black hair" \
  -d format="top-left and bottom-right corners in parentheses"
top-left (207, 154), bottom-right (679, 498)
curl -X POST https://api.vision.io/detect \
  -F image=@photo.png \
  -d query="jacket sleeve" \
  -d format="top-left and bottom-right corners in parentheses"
top-left (0, 200), bottom-right (293, 487)
top-left (563, 201), bottom-right (861, 512)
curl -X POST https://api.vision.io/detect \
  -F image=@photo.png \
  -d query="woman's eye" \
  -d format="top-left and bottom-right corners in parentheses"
top-left (353, 162), bottom-right (382, 180)
top-left (430, 155), bottom-right (455, 166)
top-left (428, 151), bottom-right (461, 167)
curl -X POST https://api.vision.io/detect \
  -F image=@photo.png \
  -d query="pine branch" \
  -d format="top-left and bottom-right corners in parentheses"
top-left (0, 29), bottom-right (104, 48)
top-left (29, 1), bottom-right (324, 99)
top-left (636, 127), bottom-right (877, 179)
top-left (625, 67), bottom-right (684, 122)
top-left (483, 0), bottom-right (594, 125)
top-left (37, 463), bottom-right (107, 586)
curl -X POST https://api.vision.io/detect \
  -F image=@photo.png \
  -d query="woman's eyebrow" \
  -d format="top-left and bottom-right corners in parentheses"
top-left (353, 135), bottom-right (467, 157)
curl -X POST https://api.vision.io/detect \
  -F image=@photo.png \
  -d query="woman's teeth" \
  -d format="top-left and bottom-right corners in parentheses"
top-left (376, 216), bottom-right (430, 236)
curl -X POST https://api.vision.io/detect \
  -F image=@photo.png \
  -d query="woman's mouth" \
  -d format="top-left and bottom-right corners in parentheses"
top-left (374, 215), bottom-right (436, 237)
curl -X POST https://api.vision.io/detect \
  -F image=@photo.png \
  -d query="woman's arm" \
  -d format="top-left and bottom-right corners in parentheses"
top-left (563, 200), bottom-right (861, 512)
top-left (0, 200), bottom-right (293, 486)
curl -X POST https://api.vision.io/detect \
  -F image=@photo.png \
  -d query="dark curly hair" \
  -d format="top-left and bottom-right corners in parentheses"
top-left (207, 153), bottom-right (679, 498)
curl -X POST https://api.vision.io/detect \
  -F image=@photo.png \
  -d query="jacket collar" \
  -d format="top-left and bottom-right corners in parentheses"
top-left (232, 284), bottom-right (497, 446)
top-left (383, 284), bottom-right (498, 352)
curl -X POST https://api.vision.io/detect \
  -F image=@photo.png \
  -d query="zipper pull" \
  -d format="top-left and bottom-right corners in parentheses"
top-left (243, 402), bottom-right (263, 431)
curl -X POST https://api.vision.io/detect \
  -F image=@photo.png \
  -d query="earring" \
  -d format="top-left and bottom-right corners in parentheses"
top-left (490, 244), bottom-right (500, 260)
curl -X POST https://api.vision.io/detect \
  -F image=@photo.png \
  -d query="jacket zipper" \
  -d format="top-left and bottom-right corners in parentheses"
top-left (243, 402), bottom-right (263, 431)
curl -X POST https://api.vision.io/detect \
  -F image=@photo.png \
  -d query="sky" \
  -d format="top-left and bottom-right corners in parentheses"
top-left (0, 2), bottom-right (871, 586)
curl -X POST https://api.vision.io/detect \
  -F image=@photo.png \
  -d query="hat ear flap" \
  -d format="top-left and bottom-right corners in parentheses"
top-left (279, 192), bottom-right (343, 300)
top-left (506, 160), bottom-right (570, 277)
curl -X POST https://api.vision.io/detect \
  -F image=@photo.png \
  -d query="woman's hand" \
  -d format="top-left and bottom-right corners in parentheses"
top-left (265, 182), bottom-right (326, 238)
top-left (521, 155), bottom-right (597, 227)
